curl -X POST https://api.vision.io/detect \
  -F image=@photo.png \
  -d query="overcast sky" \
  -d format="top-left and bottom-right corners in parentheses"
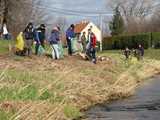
top-left (43, 0), bottom-right (109, 11)
top-left (42, 0), bottom-right (112, 26)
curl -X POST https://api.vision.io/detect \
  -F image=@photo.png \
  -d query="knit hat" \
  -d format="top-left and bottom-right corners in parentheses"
top-left (53, 27), bottom-right (59, 31)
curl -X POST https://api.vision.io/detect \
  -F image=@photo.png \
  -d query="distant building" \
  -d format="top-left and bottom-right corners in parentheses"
top-left (74, 21), bottom-right (102, 42)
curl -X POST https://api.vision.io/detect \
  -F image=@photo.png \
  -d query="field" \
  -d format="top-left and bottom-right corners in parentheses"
top-left (0, 40), bottom-right (160, 120)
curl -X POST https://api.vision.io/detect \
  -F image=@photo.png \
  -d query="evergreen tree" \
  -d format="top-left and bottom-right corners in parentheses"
top-left (109, 6), bottom-right (124, 36)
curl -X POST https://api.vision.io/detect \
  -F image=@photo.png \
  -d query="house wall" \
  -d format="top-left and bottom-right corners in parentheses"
top-left (81, 22), bottom-right (102, 42)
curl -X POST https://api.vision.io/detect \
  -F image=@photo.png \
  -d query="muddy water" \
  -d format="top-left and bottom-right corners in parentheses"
top-left (85, 76), bottom-right (160, 120)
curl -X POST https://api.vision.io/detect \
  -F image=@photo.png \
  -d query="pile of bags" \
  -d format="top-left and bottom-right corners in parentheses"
top-left (71, 38), bottom-right (83, 53)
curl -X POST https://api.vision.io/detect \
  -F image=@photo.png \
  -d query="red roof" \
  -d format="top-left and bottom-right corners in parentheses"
top-left (74, 22), bottom-right (89, 33)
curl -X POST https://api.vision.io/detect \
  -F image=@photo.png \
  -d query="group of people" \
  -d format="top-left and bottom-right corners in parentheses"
top-left (66, 24), bottom-right (97, 64)
top-left (15, 22), bottom-right (97, 64)
top-left (21, 23), bottom-right (46, 57)
top-left (16, 22), bottom-right (63, 60)
top-left (123, 44), bottom-right (144, 60)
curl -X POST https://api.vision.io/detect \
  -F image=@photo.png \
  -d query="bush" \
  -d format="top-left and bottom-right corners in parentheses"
top-left (103, 33), bottom-right (151, 50)
top-left (63, 105), bottom-right (81, 119)
top-left (152, 32), bottom-right (160, 48)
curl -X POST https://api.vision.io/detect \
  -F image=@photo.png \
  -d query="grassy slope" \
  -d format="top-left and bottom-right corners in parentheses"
top-left (101, 49), bottom-right (160, 60)
top-left (0, 40), bottom-right (160, 120)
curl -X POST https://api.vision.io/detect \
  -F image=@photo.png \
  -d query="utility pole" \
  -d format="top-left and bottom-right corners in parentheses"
top-left (99, 14), bottom-right (103, 52)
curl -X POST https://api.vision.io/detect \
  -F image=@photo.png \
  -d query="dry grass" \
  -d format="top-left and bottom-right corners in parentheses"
top-left (0, 51), bottom-right (160, 120)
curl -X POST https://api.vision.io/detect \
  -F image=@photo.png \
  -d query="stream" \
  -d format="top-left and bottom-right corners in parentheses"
top-left (85, 75), bottom-right (160, 120)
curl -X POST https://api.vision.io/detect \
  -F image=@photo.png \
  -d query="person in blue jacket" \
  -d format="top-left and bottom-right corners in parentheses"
top-left (49, 26), bottom-right (60, 59)
top-left (35, 24), bottom-right (46, 55)
top-left (66, 24), bottom-right (75, 56)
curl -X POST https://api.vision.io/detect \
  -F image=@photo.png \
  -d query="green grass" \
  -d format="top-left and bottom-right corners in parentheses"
top-left (0, 110), bottom-right (15, 120)
top-left (0, 40), bottom-right (11, 54)
top-left (0, 39), bottom-right (159, 60)
top-left (64, 105), bottom-right (82, 119)
top-left (145, 49), bottom-right (160, 60)
top-left (0, 40), bottom-right (14, 54)
top-left (0, 85), bottom-right (38, 101)
top-left (0, 69), bottom-right (63, 102)
top-left (0, 40), bottom-right (160, 119)
top-left (99, 49), bottom-right (160, 60)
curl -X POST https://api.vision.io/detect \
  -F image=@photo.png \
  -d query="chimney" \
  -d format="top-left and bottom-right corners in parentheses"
top-left (82, 20), bottom-right (89, 24)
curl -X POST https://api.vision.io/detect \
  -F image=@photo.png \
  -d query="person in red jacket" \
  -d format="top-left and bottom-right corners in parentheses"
top-left (86, 32), bottom-right (97, 64)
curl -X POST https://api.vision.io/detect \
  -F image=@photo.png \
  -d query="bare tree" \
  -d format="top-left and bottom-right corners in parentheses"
top-left (149, 4), bottom-right (160, 32)
top-left (0, 0), bottom-right (6, 26)
top-left (107, 0), bottom-right (159, 34)
top-left (1, 0), bottom-right (49, 37)
top-left (54, 17), bottom-right (67, 34)
top-left (30, 0), bottom-right (52, 27)
top-left (5, 0), bottom-right (32, 36)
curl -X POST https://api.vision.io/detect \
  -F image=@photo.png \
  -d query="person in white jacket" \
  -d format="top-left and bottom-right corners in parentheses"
top-left (2, 23), bottom-right (9, 40)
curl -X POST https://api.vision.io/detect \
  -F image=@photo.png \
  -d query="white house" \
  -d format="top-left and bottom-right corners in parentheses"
top-left (74, 21), bottom-right (102, 42)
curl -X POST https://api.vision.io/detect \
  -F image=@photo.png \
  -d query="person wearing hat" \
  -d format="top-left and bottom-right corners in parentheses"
top-left (66, 24), bottom-right (75, 56)
top-left (49, 26), bottom-right (60, 59)
top-left (35, 24), bottom-right (46, 55)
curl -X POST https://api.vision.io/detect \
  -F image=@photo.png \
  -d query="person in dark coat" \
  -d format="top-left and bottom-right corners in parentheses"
top-left (124, 47), bottom-right (131, 59)
top-left (137, 44), bottom-right (144, 60)
top-left (66, 24), bottom-right (75, 56)
top-left (24, 22), bottom-right (35, 56)
top-left (81, 32), bottom-right (87, 53)
top-left (138, 44), bottom-right (144, 56)
top-left (35, 24), bottom-right (46, 55)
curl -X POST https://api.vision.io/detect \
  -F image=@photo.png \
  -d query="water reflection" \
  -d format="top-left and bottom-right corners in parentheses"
top-left (85, 76), bottom-right (160, 120)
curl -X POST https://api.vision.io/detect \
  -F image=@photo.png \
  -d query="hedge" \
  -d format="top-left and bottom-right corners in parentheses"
top-left (152, 32), bottom-right (160, 49)
top-left (103, 32), bottom-right (160, 50)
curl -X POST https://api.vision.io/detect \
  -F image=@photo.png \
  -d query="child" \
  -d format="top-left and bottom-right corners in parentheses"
top-left (124, 47), bottom-right (130, 59)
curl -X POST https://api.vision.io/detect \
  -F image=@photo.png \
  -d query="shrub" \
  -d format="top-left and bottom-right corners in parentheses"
top-left (39, 90), bottom-right (51, 100)
top-left (152, 32), bottom-right (160, 48)
top-left (103, 33), bottom-right (151, 50)
top-left (64, 105), bottom-right (81, 119)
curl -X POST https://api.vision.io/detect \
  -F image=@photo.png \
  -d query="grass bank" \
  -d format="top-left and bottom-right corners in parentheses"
top-left (0, 40), bottom-right (160, 120)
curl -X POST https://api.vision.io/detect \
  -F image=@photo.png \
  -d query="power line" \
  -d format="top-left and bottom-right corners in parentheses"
top-left (39, 5), bottom-right (112, 15)
top-left (33, 5), bottom-right (99, 17)
top-left (23, 1), bottom-right (113, 17)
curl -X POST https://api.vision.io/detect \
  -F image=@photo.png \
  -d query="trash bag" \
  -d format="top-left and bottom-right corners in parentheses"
top-left (38, 45), bottom-right (45, 55)
top-left (58, 42), bottom-right (64, 58)
top-left (77, 42), bottom-right (83, 52)
top-left (71, 38), bottom-right (83, 52)
top-left (71, 38), bottom-right (77, 52)
top-left (15, 32), bottom-right (24, 51)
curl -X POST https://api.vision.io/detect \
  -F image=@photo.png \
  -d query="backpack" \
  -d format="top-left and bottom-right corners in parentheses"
top-left (24, 28), bottom-right (34, 40)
